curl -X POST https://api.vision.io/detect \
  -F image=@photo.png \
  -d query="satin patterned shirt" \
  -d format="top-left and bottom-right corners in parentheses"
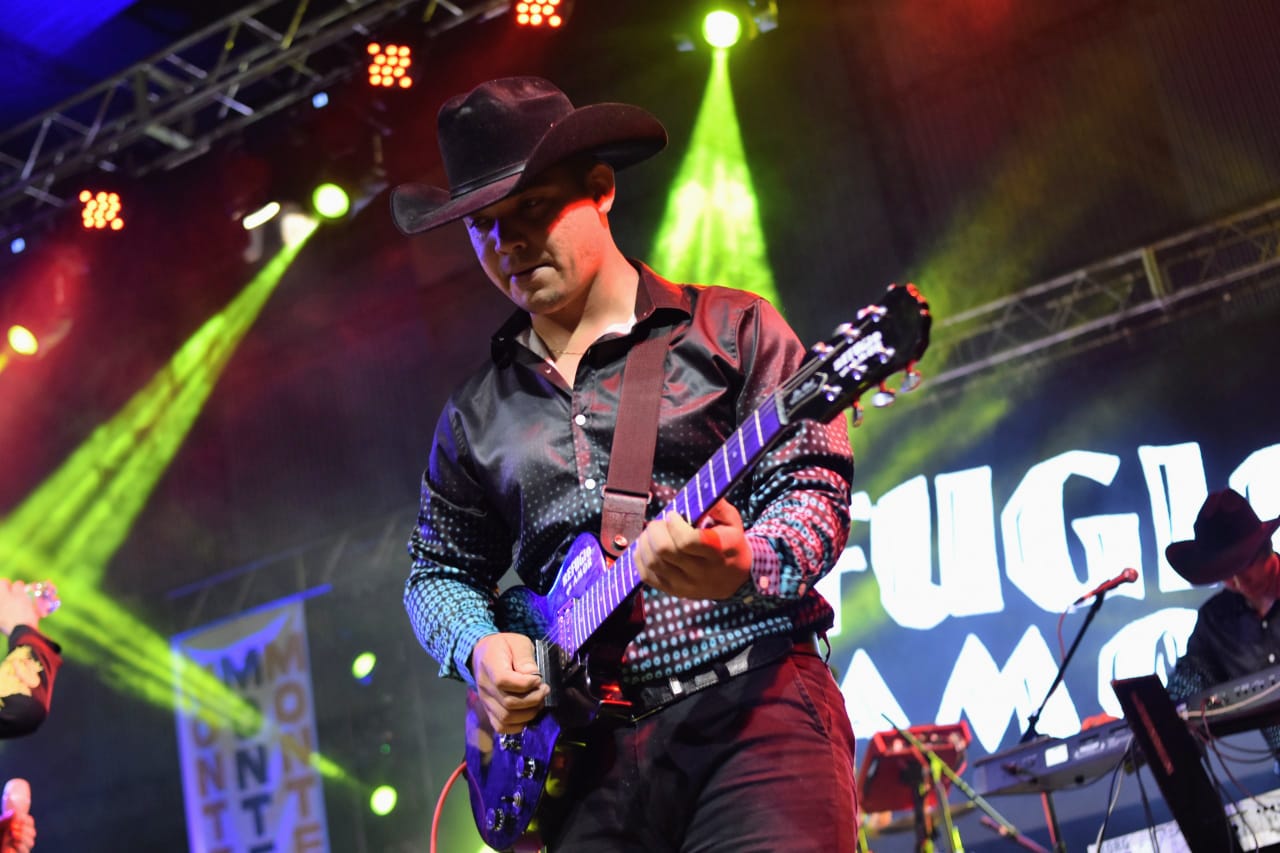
top-left (404, 263), bottom-right (855, 687)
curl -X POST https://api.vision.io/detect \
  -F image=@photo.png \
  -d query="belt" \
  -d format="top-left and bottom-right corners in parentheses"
top-left (624, 631), bottom-right (823, 720)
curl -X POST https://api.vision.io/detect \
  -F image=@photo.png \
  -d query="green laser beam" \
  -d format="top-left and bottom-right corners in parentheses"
top-left (0, 219), bottom-right (358, 785)
top-left (649, 49), bottom-right (780, 310)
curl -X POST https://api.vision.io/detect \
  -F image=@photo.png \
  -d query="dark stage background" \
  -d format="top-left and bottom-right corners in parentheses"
top-left (1, 0), bottom-right (1280, 850)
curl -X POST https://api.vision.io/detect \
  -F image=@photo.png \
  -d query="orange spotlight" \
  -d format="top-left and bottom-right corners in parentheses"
top-left (1, 247), bottom-right (82, 359)
top-left (6, 324), bottom-right (40, 357)
top-left (515, 0), bottom-right (572, 28)
top-left (366, 43), bottom-right (413, 89)
top-left (79, 190), bottom-right (125, 231)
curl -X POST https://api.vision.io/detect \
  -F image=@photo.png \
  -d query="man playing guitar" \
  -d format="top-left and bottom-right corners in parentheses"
top-left (394, 77), bottom-right (864, 851)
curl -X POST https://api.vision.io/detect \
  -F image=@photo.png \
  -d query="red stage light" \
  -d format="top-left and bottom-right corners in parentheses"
top-left (367, 43), bottom-right (413, 88)
top-left (515, 0), bottom-right (568, 28)
top-left (79, 190), bottom-right (124, 231)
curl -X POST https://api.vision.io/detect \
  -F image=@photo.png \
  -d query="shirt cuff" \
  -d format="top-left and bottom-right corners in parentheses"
top-left (450, 621), bottom-right (500, 689)
top-left (724, 535), bottom-right (780, 605)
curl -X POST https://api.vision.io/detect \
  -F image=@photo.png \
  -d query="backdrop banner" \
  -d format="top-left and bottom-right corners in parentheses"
top-left (172, 594), bottom-right (330, 853)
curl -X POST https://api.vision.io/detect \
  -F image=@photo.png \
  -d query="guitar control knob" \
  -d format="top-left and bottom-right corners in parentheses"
top-left (520, 757), bottom-right (540, 779)
top-left (486, 807), bottom-right (509, 831)
top-left (499, 733), bottom-right (522, 752)
top-left (502, 790), bottom-right (525, 809)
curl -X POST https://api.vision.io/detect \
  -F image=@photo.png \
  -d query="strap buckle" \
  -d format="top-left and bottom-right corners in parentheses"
top-left (600, 487), bottom-right (649, 557)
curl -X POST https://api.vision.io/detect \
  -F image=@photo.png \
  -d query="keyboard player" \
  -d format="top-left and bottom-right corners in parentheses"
top-left (1165, 488), bottom-right (1280, 762)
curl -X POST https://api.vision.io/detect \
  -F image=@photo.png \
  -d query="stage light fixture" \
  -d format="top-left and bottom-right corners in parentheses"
top-left (10, 238), bottom-right (25, 255)
top-left (6, 325), bottom-right (39, 357)
top-left (351, 651), bottom-right (377, 683)
top-left (515, 0), bottom-right (572, 29)
top-left (312, 91), bottom-right (330, 109)
top-left (703, 10), bottom-right (742, 48)
top-left (79, 189), bottom-right (125, 231)
top-left (692, 1), bottom-right (778, 50)
top-left (242, 201), bottom-right (281, 231)
top-left (366, 43), bottom-right (413, 89)
top-left (312, 183), bottom-right (351, 219)
top-left (0, 247), bottom-right (82, 360)
top-left (370, 784), bottom-right (398, 816)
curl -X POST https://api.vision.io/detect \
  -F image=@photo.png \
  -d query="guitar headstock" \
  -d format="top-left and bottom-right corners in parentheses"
top-left (780, 283), bottom-right (931, 426)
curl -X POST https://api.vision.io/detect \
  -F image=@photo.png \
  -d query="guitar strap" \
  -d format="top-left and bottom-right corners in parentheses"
top-left (600, 324), bottom-right (673, 559)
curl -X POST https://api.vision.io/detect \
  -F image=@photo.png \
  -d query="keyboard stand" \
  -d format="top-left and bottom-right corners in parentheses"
top-left (1111, 675), bottom-right (1244, 853)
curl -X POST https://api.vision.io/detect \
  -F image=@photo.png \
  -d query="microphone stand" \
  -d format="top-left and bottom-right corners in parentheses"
top-left (889, 722), bottom-right (1048, 853)
top-left (1022, 591), bottom-right (1108, 744)
top-left (1018, 590), bottom-right (1110, 853)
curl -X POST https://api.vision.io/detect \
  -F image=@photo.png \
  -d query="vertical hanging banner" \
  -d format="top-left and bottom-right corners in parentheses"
top-left (172, 592), bottom-right (331, 853)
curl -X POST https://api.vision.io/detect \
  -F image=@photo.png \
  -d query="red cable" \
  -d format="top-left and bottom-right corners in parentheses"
top-left (430, 761), bottom-right (468, 853)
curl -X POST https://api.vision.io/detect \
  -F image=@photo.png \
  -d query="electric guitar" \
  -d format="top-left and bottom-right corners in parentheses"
top-left (465, 284), bottom-right (932, 851)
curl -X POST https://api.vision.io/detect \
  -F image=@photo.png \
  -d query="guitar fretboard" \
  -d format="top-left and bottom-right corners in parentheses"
top-left (549, 396), bottom-right (789, 655)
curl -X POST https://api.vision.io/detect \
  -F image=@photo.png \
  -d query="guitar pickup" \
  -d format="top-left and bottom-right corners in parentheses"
top-left (535, 638), bottom-right (563, 708)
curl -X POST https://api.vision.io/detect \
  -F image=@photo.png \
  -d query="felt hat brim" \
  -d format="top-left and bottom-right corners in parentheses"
top-left (1166, 515), bottom-right (1280, 585)
top-left (390, 102), bottom-right (666, 235)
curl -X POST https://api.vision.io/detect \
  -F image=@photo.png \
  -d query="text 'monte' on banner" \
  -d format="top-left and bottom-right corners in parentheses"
top-left (173, 593), bottom-right (330, 853)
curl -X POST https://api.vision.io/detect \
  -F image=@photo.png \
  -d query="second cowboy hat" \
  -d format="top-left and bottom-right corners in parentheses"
top-left (390, 76), bottom-right (667, 235)
top-left (1166, 488), bottom-right (1280, 585)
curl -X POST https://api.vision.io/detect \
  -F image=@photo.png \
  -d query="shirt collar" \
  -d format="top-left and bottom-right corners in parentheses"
top-left (490, 260), bottom-right (692, 365)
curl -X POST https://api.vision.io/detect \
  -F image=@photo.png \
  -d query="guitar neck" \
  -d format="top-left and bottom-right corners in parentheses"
top-left (543, 283), bottom-right (931, 657)
top-left (553, 395), bottom-right (791, 655)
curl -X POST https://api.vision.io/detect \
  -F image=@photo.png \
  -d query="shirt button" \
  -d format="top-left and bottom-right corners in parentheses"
top-left (1271, 654), bottom-right (1276, 664)
top-left (584, 478), bottom-right (597, 490)
top-left (574, 414), bottom-right (587, 426)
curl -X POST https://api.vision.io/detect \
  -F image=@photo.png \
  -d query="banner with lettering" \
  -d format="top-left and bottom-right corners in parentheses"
top-left (172, 593), bottom-right (330, 853)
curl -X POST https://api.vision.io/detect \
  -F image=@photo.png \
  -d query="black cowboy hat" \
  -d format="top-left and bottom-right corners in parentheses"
top-left (390, 76), bottom-right (667, 235)
top-left (1166, 488), bottom-right (1280, 585)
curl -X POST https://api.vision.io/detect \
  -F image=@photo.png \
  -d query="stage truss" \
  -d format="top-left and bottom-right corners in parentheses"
top-left (0, 0), bottom-right (510, 245)
top-left (927, 195), bottom-right (1280, 395)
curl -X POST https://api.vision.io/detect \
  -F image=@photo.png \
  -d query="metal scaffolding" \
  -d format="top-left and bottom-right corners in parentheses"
top-left (0, 0), bottom-right (510, 244)
top-left (926, 195), bottom-right (1280, 394)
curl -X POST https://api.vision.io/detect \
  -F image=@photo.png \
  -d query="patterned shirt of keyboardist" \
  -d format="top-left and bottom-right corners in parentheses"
top-left (404, 262), bottom-right (854, 687)
top-left (1167, 588), bottom-right (1280, 755)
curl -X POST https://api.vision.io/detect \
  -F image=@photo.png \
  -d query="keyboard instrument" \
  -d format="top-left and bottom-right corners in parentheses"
top-left (972, 718), bottom-right (1136, 796)
top-left (1176, 664), bottom-right (1280, 737)
top-left (1090, 785), bottom-right (1280, 852)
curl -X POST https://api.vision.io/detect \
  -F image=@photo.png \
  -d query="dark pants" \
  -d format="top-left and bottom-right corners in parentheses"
top-left (547, 646), bottom-right (860, 852)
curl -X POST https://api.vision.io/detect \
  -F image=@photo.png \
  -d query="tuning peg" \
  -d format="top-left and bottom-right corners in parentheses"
top-left (871, 383), bottom-right (896, 408)
top-left (851, 401), bottom-right (864, 427)
top-left (900, 365), bottom-right (922, 393)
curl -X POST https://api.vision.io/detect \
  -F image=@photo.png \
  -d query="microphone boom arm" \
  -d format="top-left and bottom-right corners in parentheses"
top-left (1021, 591), bottom-right (1109, 744)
